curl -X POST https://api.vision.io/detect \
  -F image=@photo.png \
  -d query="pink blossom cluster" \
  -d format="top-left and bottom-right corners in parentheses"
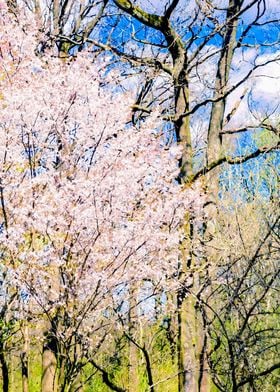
top-left (0, 3), bottom-right (202, 338)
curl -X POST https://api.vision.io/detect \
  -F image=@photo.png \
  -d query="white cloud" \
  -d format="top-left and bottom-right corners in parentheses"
top-left (223, 49), bottom-right (280, 129)
top-left (252, 54), bottom-right (280, 100)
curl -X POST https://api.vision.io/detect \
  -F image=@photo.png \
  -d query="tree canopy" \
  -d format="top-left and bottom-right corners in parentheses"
top-left (0, 1), bottom-right (279, 391)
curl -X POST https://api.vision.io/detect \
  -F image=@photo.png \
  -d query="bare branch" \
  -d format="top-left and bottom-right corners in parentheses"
top-left (189, 142), bottom-right (280, 183)
top-left (89, 359), bottom-right (126, 392)
top-left (164, 0), bottom-right (180, 19)
top-left (237, 362), bottom-right (280, 389)
top-left (113, 0), bottom-right (164, 30)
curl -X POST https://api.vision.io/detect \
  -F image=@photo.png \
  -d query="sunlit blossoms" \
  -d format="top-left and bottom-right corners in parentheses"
top-left (0, 0), bottom-right (202, 368)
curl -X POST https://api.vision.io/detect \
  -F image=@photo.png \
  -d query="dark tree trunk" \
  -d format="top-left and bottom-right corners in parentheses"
top-left (0, 347), bottom-right (9, 392)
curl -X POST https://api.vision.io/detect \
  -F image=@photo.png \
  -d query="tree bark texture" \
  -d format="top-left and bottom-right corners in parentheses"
top-left (41, 333), bottom-right (57, 392)
top-left (0, 347), bottom-right (9, 392)
top-left (20, 323), bottom-right (29, 392)
top-left (128, 285), bottom-right (140, 392)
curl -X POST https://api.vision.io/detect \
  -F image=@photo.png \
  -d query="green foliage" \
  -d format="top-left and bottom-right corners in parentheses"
top-left (253, 128), bottom-right (279, 148)
top-left (0, 320), bottom-right (16, 344)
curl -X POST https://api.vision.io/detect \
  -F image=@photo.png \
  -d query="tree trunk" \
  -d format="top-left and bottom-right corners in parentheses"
top-left (203, 10), bottom-right (241, 387)
top-left (129, 343), bottom-right (139, 392)
top-left (207, 0), bottom-right (241, 165)
top-left (177, 210), bottom-right (210, 392)
top-left (178, 294), bottom-right (209, 392)
top-left (128, 285), bottom-right (139, 392)
top-left (21, 323), bottom-right (29, 392)
top-left (0, 346), bottom-right (9, 392)
top-left (41, 332), bottom-right (58, 392)
top-left (177, 211), bottom-right (191, 391)
top-left (173, 66), bottom-right (193, 180)
top-left (173, 61), bottom-right (211, 390)
top-left (202, 9), bottom-right (241, 390)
